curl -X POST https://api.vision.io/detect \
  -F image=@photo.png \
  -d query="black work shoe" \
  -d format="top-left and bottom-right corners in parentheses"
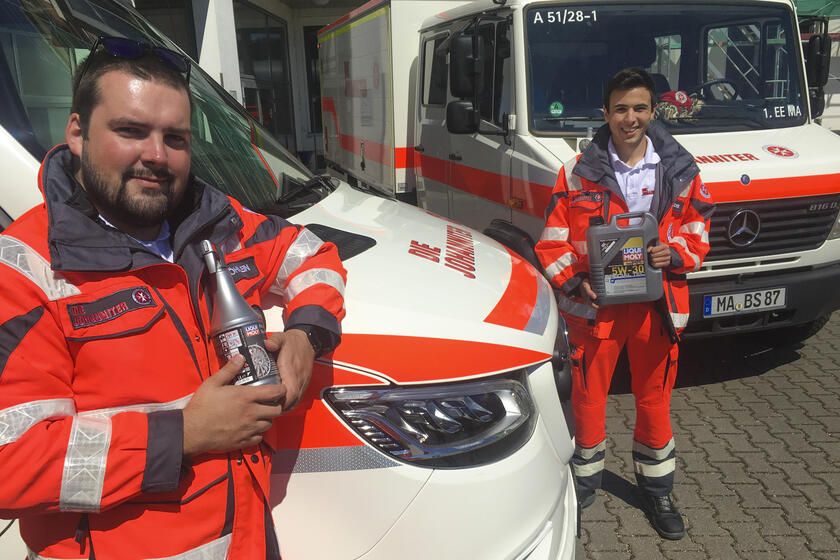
top-left (578, 488), bottom-right (596, 509)
top-left (642, 493), bottom-right (685, 540)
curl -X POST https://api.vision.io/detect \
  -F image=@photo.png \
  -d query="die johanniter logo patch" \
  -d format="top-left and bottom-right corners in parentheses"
top-left (67, 287), bottom-right (156, 329)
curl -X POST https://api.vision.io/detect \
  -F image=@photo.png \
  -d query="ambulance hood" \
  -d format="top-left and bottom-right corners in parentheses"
top-left (277, 182), bottom-right (556, 383)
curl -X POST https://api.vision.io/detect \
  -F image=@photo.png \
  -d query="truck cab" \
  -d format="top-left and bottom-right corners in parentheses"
top-left (413, 0), bottom-right (840, 339)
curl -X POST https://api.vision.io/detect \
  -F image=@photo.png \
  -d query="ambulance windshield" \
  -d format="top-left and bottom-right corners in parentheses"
top-left (525, 3), bottom-right (807, 135)
top-left (0, 0), bottom-right (315, 211)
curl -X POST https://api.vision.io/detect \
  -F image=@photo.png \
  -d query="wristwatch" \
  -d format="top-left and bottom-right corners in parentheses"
top-left (287, 324), bottom-right (335, 357)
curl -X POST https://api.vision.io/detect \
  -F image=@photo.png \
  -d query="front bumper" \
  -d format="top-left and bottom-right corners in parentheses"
top-left (272, 360), bottom-right (577, 559)
top-left (683, 262), bottom-right (840, 337)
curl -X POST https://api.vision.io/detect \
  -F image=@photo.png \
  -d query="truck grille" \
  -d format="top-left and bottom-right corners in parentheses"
top-left (706, 195), bottom-right (840, 261)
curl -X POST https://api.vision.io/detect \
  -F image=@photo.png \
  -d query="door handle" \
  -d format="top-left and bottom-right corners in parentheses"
top-left (448, 152), bottom-right (462, 161)
top-left (414, 145), bottom-right (425, 152)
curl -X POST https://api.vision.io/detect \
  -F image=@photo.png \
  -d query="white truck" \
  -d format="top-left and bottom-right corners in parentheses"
top-left (321, 0), bottom-right (840, 342)
top-left (0, 0), bottom-right (578, 558)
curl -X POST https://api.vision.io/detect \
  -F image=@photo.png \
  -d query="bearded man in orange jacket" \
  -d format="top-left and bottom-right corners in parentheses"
top-left (536, 68), bottom-right (714, 540)
top-left (0, 38), bottom-right (345, 558)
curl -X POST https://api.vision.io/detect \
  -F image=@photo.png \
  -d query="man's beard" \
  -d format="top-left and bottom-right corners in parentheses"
top-left (81, 149), bottom-right (178, 228)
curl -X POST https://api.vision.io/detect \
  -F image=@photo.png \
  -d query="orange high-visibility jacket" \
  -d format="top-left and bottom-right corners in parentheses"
top-left (0, 146), bottom-right (346, 559)
top-left (536, 123), bottom-right (714, 340)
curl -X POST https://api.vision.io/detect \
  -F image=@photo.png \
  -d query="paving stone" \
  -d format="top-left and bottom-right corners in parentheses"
top-left (774, 462), bottom-right (822, 485)
top-left (702, 442), bottom-right (738, 463)
top-left (687, 472), bottom-right (730, 497)
top-left (579, 318), bottom-right (840, 560)
top-left (698, 535), bottom-right (740, 558)
top-left (679, 452), bottom-right (714, 474)
top-left (770, 496), bottom-right (825, 523)
top-left (727, 522), bottom-right (778, 552)
top-left (742, 426), bottom-right (783, 445)
top-left (814, 472), bottom-right (840, 497)
top-left (753, 508), bottom-right (803, 536)
top-left (758, 473), bottom-right (804, 497)
top-left (733, 483), bottom-right (779, 509)
top-left (584, 521), bottom-right (624, 551)
top-left (735, 452), bottom-right (780, 474)
top-left (712, 496), bottom-right (755, 523)
top-left (757, 443), bottom-right (800, 464)
top-left (588, 552), bottom-right (631, 560)
top-left (813, 507), bottom-right (840, 534)
top-left (679, 507), bottom-right (727, 536)
top-left (795, 523), bottom-right (838, 552)
top-left (708, 416), bottom-right (743, 435)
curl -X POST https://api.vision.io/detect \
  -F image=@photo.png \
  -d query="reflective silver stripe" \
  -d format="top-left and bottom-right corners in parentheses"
top-left (544, 252), bottom-right (577, 280)
top-left (286, 268), bottom-right (346, 302)
top-left (27, 534), bottom-right (232, 560)
top-left (575, 440), bottom-right (606, 460)
top-left (0, 399), bottom-right (75, 446)
top-left (0, 235), bottom-right (81, 301)
top-left (633, 438), bottom-right (675, 460)
top-left (564, 158), bottom-right (583, 191)
top-left (60, 415), bottom-right (111, 512)
top-left (78, 394), bottom-right (192, 419)
top-left (573, 457), bottom-right (605, 477)
top-left (152, 534), bottom-right (232, 560)
top-left (271, 229), bottom-right (325, 297)
top-left (524, 274), bottom-right (552, 335)
top-left (60, 396), bottom-right (192, 511)
top-left (669, 236), bottom-right (701, 271)
top-left (679, 183), bottom-right (692, 198)
top-left (679, 221), bottom-right (706, 236)
top-left (670, 312), bottom-right (690, 329)
top-left (556, 293), bottom-right (597, 320)
top-left (634, 457), bottom-right (676, 478)
top-left (275, 445), bottom-right (400, 474)
top-left (539, 227), bottom-right (569, 242)
top-left (572, 240), bottom-right (588, 255)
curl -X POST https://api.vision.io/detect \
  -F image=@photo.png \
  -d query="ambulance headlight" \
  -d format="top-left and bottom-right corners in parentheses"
top-left (324, 375), bottom-right (536, 468)
top-left (828, 212), bottom-right (840, 240)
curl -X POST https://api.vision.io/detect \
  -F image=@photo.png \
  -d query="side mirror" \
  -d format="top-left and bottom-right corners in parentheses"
top-left (806, 34), bottom-right (832, 88)
top-left (450, 34), bottom-right (486, 99)
top-left (446, 100), bottom-right (480, 134)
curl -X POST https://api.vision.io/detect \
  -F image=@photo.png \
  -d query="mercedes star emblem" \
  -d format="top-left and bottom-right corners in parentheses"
top-left (728, 209), bottom-right (761, 247)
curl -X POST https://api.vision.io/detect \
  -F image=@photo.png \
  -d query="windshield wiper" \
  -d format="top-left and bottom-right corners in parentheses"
top-left (543, 116), bottom-right (601, 122)
top-left (277, 175), bottom-right (334, 204)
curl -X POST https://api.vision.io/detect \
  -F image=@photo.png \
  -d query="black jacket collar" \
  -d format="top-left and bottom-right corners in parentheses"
top-left (42, 145), bottom-right (240, 272)
top-left (573, 121), bottom-right (700, 207)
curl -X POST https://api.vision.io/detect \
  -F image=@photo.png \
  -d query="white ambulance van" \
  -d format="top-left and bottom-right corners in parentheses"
top-left (320, 0), bottom-right (840, 342)
top-left (0, 0), bottom-right (578, 558)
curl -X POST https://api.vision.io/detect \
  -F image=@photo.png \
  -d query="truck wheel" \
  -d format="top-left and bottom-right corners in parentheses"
top-left (766, 313), bottom-right (832, 346)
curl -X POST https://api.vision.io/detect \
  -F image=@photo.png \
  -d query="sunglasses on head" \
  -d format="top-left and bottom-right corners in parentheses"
top-left (78, 35), bottom-right (191, 83)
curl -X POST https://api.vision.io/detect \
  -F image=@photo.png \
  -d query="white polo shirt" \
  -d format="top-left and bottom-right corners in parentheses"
top-left (607, 135), bottom-right (660, 215)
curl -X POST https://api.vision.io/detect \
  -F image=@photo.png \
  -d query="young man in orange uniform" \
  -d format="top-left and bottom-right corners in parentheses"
top-left (536, 68), bottom-right (714, 540)
top-left (0, 38), bottom-right (345, 558)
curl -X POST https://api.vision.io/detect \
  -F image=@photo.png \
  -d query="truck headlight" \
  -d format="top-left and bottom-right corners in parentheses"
top-left (828, 213), bottom-right (840, 240)
top-left (324, 375), bottom-right (536, 468)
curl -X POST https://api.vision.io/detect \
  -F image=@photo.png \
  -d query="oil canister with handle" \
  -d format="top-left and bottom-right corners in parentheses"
top-left (586, 212), bottom-right (663, 306)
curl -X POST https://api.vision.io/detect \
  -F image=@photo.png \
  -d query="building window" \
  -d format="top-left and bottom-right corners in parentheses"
top-left (133, 0), bottom-right (197, 59)
top-left (303, 26), bottom-right (322, 134)
top-left (233, 1), bottom-right (296, 152)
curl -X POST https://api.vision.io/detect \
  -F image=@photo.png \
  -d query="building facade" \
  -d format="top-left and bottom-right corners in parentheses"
top-left (135, 0), bottom-right (364, 166)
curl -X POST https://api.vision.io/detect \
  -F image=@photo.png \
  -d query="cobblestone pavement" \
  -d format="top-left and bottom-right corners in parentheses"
top-left (575, 314), bottom-right (840, 559)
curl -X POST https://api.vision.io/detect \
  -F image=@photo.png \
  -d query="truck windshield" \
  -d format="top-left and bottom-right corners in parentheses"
top-left (0, 0), bottom-right (313, 210)
top-left (525, 3), bottom-right (806, 135)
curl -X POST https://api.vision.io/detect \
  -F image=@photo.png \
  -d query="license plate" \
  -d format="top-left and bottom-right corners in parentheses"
top-left (703, 288), bottom-right (786, 318)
